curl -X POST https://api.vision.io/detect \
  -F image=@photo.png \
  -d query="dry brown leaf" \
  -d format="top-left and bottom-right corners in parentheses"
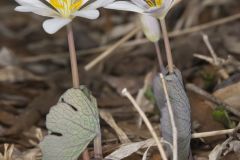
top-left (0, 66), bottom-right (42, 82)
top-left (189, 91), bottom-right (225, 143)
top-left (0, 47), bottom-right (18, 67)
top-left (0, 144), bottom-right (14, 160)
top-left (12, 148), bottom-right (41, 160)
top-left (224, 35), bottom-right (240, 54)
top-left (213, 82), bottom-right (240, 111)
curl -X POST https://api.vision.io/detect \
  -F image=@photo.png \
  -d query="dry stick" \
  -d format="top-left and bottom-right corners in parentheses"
top-left (159, 74), bottom-right (178, 160)
top-left (67, 25), bottom-right (102, 160)
top-left (192, 129), bottom-right (235, 139)
top-left (170, 13), bottom-right (240, 37)
top-left (193, 54), bottom-right (224, 65)
top-left (202, 34), bottom-right (229, 79)
top-left (85, 27), bottom-right (140, 71)
top-left (202, 34), bottom-right (218, 65)
top-left (194, 54), bottom-right (240, 70)
top-left (160, 19), bottom-right (174, 74)
top-left (122, 88), bottom-right (168, 160)
top-left (186, 83), bottom-right (240, 117)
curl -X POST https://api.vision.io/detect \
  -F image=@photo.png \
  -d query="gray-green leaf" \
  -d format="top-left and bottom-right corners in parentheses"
top-left (40, 86), bottom-right (100, 160)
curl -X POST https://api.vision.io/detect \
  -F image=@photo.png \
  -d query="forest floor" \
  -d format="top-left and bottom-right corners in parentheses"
top-left (1, 0), bottom-right (240, 159)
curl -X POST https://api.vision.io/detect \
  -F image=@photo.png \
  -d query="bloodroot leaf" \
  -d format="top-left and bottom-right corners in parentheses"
top-left (153, 68), bottom-right (192, 160)
top-left (40, 86), bottom-right (100, 160)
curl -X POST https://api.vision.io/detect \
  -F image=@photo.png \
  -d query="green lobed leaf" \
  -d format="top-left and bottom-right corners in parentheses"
top-left (40, 86), bottom-right (100, 160)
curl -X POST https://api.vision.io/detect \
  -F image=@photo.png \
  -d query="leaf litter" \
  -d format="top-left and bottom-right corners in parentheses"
top-left (1, 0), bottom-right (240, 160)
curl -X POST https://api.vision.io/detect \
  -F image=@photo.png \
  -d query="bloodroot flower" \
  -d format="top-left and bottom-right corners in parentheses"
top-left (15, 0), bottom-right (113, 34)
top-left (105, 0), bottom-right (174, 19)
top-left (104, 0), bottom-right (174, 42)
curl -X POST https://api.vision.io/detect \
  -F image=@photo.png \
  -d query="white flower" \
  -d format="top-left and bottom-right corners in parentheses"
top-left (15, 0), bottom-right (114, 34)
top-left (104, 0), bottom-right (174, 42)
top-left (105, 0), bottom-right (174, 18)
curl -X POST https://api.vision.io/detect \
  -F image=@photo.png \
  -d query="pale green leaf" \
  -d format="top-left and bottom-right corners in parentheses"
top-left (40, 86), bottom-right (100, 160)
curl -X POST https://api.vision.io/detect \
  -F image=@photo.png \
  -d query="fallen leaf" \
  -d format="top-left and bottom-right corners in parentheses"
top-left (0, 47), bottom-right (18, 67)
top-left (190, 91), bottom-right (225, 143)
top-left (213, 81), bottom-right (240, 111)
top-left (0, 66), bottom-right (42, 83)
top-left (224, 35), bottom-right (240, 54)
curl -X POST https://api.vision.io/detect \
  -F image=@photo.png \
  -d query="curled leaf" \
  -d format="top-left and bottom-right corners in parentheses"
top-left (153, 68), bottom-right (191, 160)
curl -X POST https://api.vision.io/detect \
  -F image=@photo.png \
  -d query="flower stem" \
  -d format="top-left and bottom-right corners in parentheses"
top-left (94, 133), bottom-right (103, 159)
top-left (67, 24), bottom-right (80, 88)
top-left (67, 24), bottom-right (90, 160)
top-left (154, 42), bottom-right (165, 73)
top-left (160, 18), bottom-right (174, 74)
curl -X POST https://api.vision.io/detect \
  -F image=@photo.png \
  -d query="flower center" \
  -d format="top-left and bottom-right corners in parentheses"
top-left (145, 0), bottom-right (163, 8)
top-left (49, 0), bottom-right (83, 17)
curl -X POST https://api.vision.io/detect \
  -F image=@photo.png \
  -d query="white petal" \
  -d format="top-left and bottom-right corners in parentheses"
top-left (145, 0), bottom-right (174, 18)
top-left (43, 18), bottom-right (72, 34)
top-left (104, 1), bottom-right (144, 13)
top-left (140, 15), bottom-right (160, 42)
top-left (86, 0), bottom-right (115, 9)
top-left (16, 0), bottom-right (48, 8)
top-left (15, 0), bottom-right (57, 17)
top-left (146, 7), bottom-right (166, 18)
top-left (130, 0), bottom-right (149, 9)
top-left (15, 6), bottom-right (57, 17)
top-left (73, 10), bottom-right (100, 19)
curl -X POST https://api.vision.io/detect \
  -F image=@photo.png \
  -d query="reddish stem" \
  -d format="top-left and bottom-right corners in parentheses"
top-left (67, 24), bottom-right (90, 160)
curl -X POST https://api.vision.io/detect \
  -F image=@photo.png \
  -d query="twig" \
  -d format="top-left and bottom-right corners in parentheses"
top-left (84, 27), bottom-right (140, 71)
top-left (170, 13), bottom-right (240, 37)
top-left (202, 34), bottom-right (229, 79)
top-left (202, 34), bottom-right (218, 65)
top-left (159, 73), bottom-right (178, 160)
top-left (194, 54), bottom-right (240, 71)
top-left (160, 19), bottom-right (174, 74)
top-left (186, 83), bottom-right (240, 117)
top-left (194, 54), bottom-right (224, 64)
top-left (122, 88), bottom-right (168, 160)
top-left (100, 110), bottom-right (131, 144)
top-left (192, 129), bottom-right (234, 138)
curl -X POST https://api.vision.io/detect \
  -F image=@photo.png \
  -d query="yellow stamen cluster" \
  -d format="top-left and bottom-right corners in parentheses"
top-left (49, 0), bottom-right (83, 17)
top-left (146, 0), bottom-right (163, 8)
